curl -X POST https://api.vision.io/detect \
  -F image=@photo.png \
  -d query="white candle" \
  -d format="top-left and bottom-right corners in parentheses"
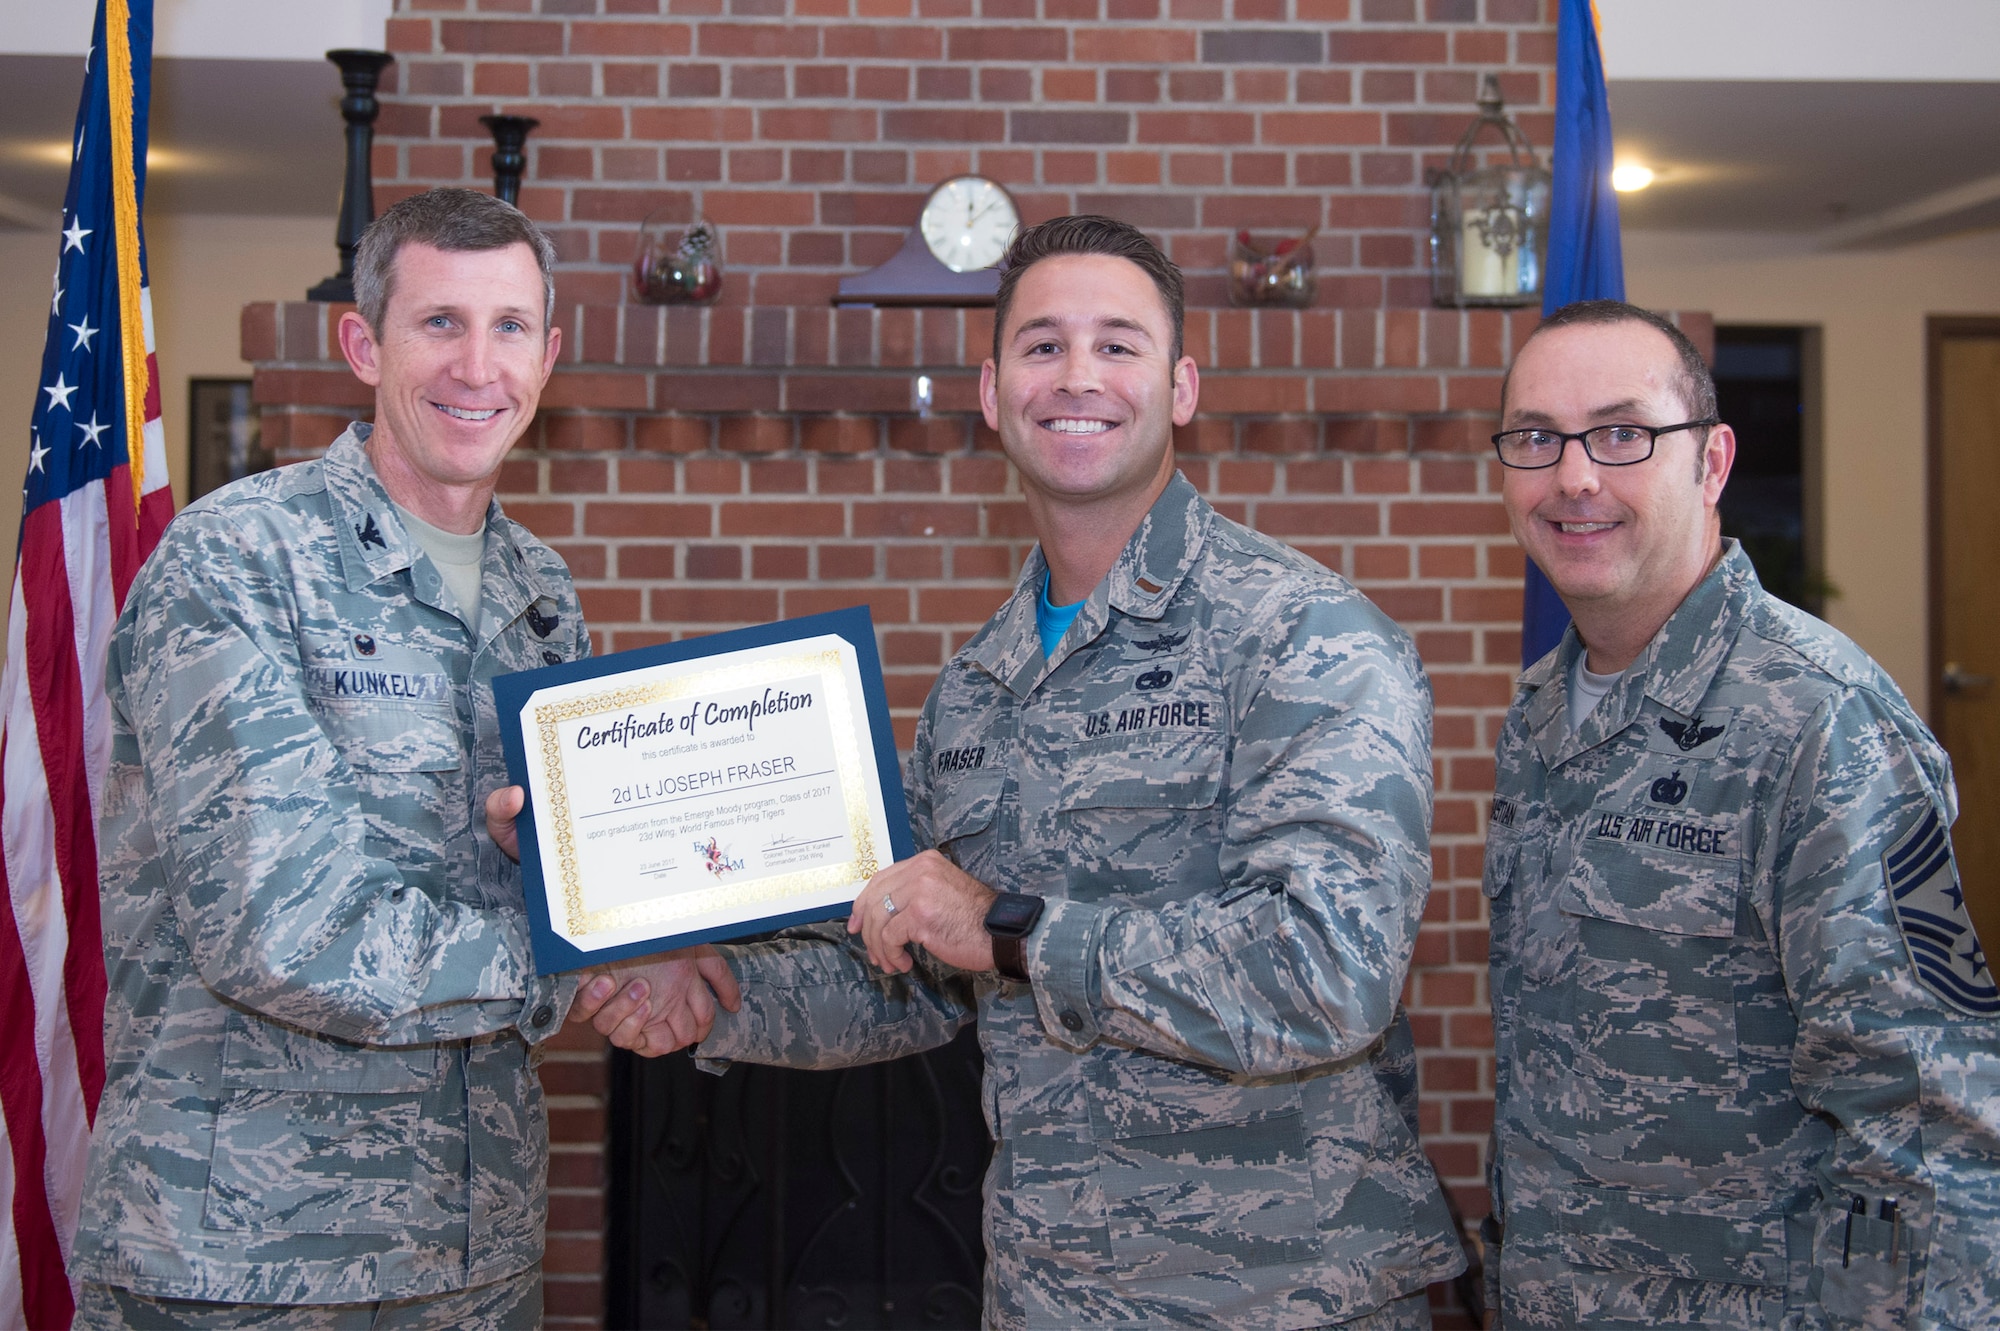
top-left (1460, 215), bottom-right (1520, 299)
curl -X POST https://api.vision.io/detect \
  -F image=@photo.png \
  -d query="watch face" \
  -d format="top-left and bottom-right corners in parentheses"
top-left (920, 175), bottom-right (1019, 274)
top-left (985, 892), bottom-right (1044, 938)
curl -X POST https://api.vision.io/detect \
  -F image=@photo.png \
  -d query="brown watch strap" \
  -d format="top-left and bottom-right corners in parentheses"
top-left (992, 933), bottom-right (1030, 984)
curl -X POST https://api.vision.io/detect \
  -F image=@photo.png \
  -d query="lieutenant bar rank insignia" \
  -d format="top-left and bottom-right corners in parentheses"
top-left (1886, 807), bottom-right (1999, 1016)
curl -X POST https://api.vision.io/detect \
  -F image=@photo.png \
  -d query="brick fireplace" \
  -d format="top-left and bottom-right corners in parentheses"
top-left (239, 2), bottom-right (1712, 1323)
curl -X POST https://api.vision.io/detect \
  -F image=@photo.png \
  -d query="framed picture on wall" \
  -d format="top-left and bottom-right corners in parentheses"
top-left (188, 378), bottom-right (270, 501)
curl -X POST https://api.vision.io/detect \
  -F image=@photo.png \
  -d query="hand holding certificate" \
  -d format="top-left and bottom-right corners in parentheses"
top-left (494, 607), bottom-right (914, 975)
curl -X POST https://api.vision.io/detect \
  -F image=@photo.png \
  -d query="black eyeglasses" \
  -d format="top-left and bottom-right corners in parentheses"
top-left (1492, 419), bottom-right (1719, 469)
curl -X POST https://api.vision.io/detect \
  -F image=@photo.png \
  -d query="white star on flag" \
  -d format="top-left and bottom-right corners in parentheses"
top-left (76, 413), bottom-right (110, 448)
top-left (28, 433), bottom-right (48, 473)
top-left (62, 217), bottom-right (91, 253)
top-left (42, 372), bottom-right (77, 412)
top-left (51, 272), bottom-right (64, 315)
top-left (69, 316), bottom-right (97, 352)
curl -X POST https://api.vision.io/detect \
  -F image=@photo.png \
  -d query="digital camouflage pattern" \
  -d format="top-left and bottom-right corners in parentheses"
top-left (71, 426), bottom-right (586, 1305)
top-left (699, 474), bottom-right (1464, 1330)
top-left (74, 1263), bottom-right (542, 1330)
top-left (1485, 541), bottom-right (2000, 1329)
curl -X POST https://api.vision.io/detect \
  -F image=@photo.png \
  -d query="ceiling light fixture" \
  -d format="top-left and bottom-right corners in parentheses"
top-left (1612, 163), bottom-right (1656, 192)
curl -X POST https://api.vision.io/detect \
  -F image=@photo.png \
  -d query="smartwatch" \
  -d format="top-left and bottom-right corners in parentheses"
top-left (983, 892), bottom-right (1045, 984)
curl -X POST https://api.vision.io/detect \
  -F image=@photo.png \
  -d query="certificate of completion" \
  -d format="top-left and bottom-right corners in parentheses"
top-left (494, 607), bottom-right (913, 974)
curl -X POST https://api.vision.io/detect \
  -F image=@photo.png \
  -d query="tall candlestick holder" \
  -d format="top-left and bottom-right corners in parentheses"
top-left (307, 49), bottom-right (394, 303)
top-left (480, 115), bottom-right (539, 207)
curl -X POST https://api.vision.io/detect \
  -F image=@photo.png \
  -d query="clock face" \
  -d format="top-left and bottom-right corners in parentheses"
top-left (919, 176), bottom-right (1019, 274)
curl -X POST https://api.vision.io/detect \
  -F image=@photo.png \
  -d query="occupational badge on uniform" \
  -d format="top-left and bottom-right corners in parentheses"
top-left (1648, 769), bottom-right (1689, 805)
top-left (353, 633), bottom-right (376, 657)
top-left (542, 649), bottom-right (562, 665)
top-left (1647, 708), bottom-right (1733, 758)
top-left (1885, 805), bottom-right (1999, 1016)
top-left (355, 513), bottom-right (387, 550)
top-left (1132, 630), bottom-right (1188, 653)
top-left (1135, 668), bottom-right (1173, 691)
top-left (525, 602), bottom-right (561, 638)
top-left (1658, 714), bottom-right (1725, 752)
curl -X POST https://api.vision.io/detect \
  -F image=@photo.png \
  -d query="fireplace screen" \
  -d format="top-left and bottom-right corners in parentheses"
top-left (606, 1028), bottom-right (989, 1329)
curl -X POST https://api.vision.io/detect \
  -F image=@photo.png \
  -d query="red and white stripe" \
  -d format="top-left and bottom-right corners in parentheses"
top-left (0, 285), bottom-right (171, 1330)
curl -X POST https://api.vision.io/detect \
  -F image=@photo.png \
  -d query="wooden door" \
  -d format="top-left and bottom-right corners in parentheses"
top-left (1931, 321), bottom-right (2000, 957)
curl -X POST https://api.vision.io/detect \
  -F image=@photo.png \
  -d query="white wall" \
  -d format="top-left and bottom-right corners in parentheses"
top-left (0, 0), bottom-right (390, 60)
top-left (1598, 0), bottom-right (2000, 82)
top-left (1625, 226), bottom-right (2000, 713)
top-left (0, 213), bottom-right (332, 590)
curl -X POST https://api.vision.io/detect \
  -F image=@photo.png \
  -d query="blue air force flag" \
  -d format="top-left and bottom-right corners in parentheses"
top-left (1886, 807), bottom-right (1998, 1016)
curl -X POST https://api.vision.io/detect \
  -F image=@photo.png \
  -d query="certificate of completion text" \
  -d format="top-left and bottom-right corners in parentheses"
top-left (515, 633), bottom-right (897, 958)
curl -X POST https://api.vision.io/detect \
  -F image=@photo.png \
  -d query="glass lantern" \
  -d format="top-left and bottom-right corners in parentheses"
top-left (1429, 75), bottom-right (1550, 308)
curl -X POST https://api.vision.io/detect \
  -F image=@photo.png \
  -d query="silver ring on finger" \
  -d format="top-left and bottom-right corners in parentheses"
top-left (881, 895), bottom-right (897, 915)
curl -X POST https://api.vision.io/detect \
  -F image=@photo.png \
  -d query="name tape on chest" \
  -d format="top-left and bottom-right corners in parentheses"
top-left (1885, 806), bottom-right (1998, 1016)
top-left (303, 667), bottom-right (454, 704)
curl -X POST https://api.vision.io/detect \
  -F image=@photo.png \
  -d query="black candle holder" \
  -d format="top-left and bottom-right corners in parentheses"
top-left (480, 115), bottom-right (539, 207)
top-left (307, 49), bottom-right (395, 303)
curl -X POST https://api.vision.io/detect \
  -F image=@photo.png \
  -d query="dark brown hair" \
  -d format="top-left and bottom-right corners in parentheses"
top-left (992, 215), bottom-right (1185, 365)
top-left (1504, 298), bottom-right (1718, 432)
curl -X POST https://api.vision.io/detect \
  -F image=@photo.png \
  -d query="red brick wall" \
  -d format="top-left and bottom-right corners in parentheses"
top-left (371, 0), bottom-right (1556, 311)
top-left (240, 2), bottom-right (1715, 1324)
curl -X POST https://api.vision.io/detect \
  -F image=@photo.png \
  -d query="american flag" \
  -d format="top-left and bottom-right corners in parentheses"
top-left (1, 1), bottom-right (171, 1325)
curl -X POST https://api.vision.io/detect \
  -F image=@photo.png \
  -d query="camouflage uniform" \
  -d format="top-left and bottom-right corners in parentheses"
top-left (1484, 541), bottom-right (2000, 1328)
top-left (70, 426), bottom-right (587, 1307)
top-left (699, 473), bottom-right (1465, 1330)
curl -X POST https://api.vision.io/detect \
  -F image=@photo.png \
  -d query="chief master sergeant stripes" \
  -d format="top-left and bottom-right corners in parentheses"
top-left (558, 216), bottom-right (1466, 1328)
top-left (1482, 299), bottom-right (2000, 1329)
top-left (69, 189), bottom-right (592, 1329)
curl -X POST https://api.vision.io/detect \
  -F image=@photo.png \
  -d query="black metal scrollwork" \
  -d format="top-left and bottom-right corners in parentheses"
top-left (607, 1028), bottom-right (989, 1329)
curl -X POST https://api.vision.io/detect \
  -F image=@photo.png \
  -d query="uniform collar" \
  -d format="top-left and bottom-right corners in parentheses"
top-left (324, 423), bottom-right (565, 647)
top-left (1520, 539), bottom-right (1756, 770)
top-left (967, 470), bottom-right (1211, 697)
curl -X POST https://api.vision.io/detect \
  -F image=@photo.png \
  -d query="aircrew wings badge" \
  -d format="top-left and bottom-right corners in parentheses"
top-left (1885, 807), bottom-right (1999, 1016)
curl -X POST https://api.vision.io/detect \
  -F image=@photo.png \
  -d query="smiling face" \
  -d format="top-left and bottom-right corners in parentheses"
top-left (1501, 319), bottom-right (1735, 660)
top-left (980, 253), bottom-right (1198, 518)
top-left (337, 241), bottom-right (560, 530)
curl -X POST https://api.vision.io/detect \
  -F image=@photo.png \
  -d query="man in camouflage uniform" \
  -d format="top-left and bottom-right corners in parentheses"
top-left (571, 217), bottom-right (1465, 1328)
top-left (1482, 300), bottom-right (2000, 1328)
top-left (69, 189), bottom-right (588, 1328)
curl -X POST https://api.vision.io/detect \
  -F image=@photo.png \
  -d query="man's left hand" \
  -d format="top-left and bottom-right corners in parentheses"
top-left (849, 850), bottom-right (998, 975)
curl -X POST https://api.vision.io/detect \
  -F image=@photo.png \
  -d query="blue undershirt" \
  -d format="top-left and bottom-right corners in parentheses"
top-left (1037, 572), bottom-right (1085, 658)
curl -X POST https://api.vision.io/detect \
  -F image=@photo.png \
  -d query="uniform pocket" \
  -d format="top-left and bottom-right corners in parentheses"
top-left (1558, 843), bottom-right (1745, 1087)
top-left (205, 1012), bottom-right (441, 1235)
top-left (1810, 1206), bottom-right (1912, 1328)
top-left (311, 699), bottom-right (464, 871)
top-left (1058, 730), bottom-right (1226, 812)
top-left (1556, 1186), bottom-right (1791, 1327)
top-left (1084, 1061), bottom-right (1322, 1283)
top-left (203, 1088), bottom-right (422, 1235)
top-left (932, 770), bottom-right (1003, 868)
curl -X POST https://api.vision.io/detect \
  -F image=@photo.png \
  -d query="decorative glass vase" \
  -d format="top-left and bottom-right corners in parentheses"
top-left (633, 215), bottom-right (723, 305)
top-left (1227, 229), bottom-right (1317, 308)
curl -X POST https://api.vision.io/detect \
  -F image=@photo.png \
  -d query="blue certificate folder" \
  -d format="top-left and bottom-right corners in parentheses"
top-left (494, 606), bottom-right (915, 975)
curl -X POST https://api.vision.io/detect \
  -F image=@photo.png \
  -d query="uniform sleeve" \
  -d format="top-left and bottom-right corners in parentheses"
top-left (696, 715), bottom-right (976, 1070)
top-left (1773, 689), bottom-right (2000, 1330)
top-left (1027, 586), bottom-right (1435, 1076)
top-left (107, 515), bottom-right (552, 1046)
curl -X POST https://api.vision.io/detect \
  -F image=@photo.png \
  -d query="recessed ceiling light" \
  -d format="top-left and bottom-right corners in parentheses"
top-left (1612, 163), bottom-right (1656, 192)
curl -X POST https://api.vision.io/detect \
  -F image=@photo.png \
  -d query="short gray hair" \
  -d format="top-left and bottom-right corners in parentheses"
top-left (353, 187), bottom-right (557, 336)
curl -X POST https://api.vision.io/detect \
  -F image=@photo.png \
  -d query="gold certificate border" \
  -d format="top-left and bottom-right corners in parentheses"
top-left (532, 647), bottom-right (879, 941)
